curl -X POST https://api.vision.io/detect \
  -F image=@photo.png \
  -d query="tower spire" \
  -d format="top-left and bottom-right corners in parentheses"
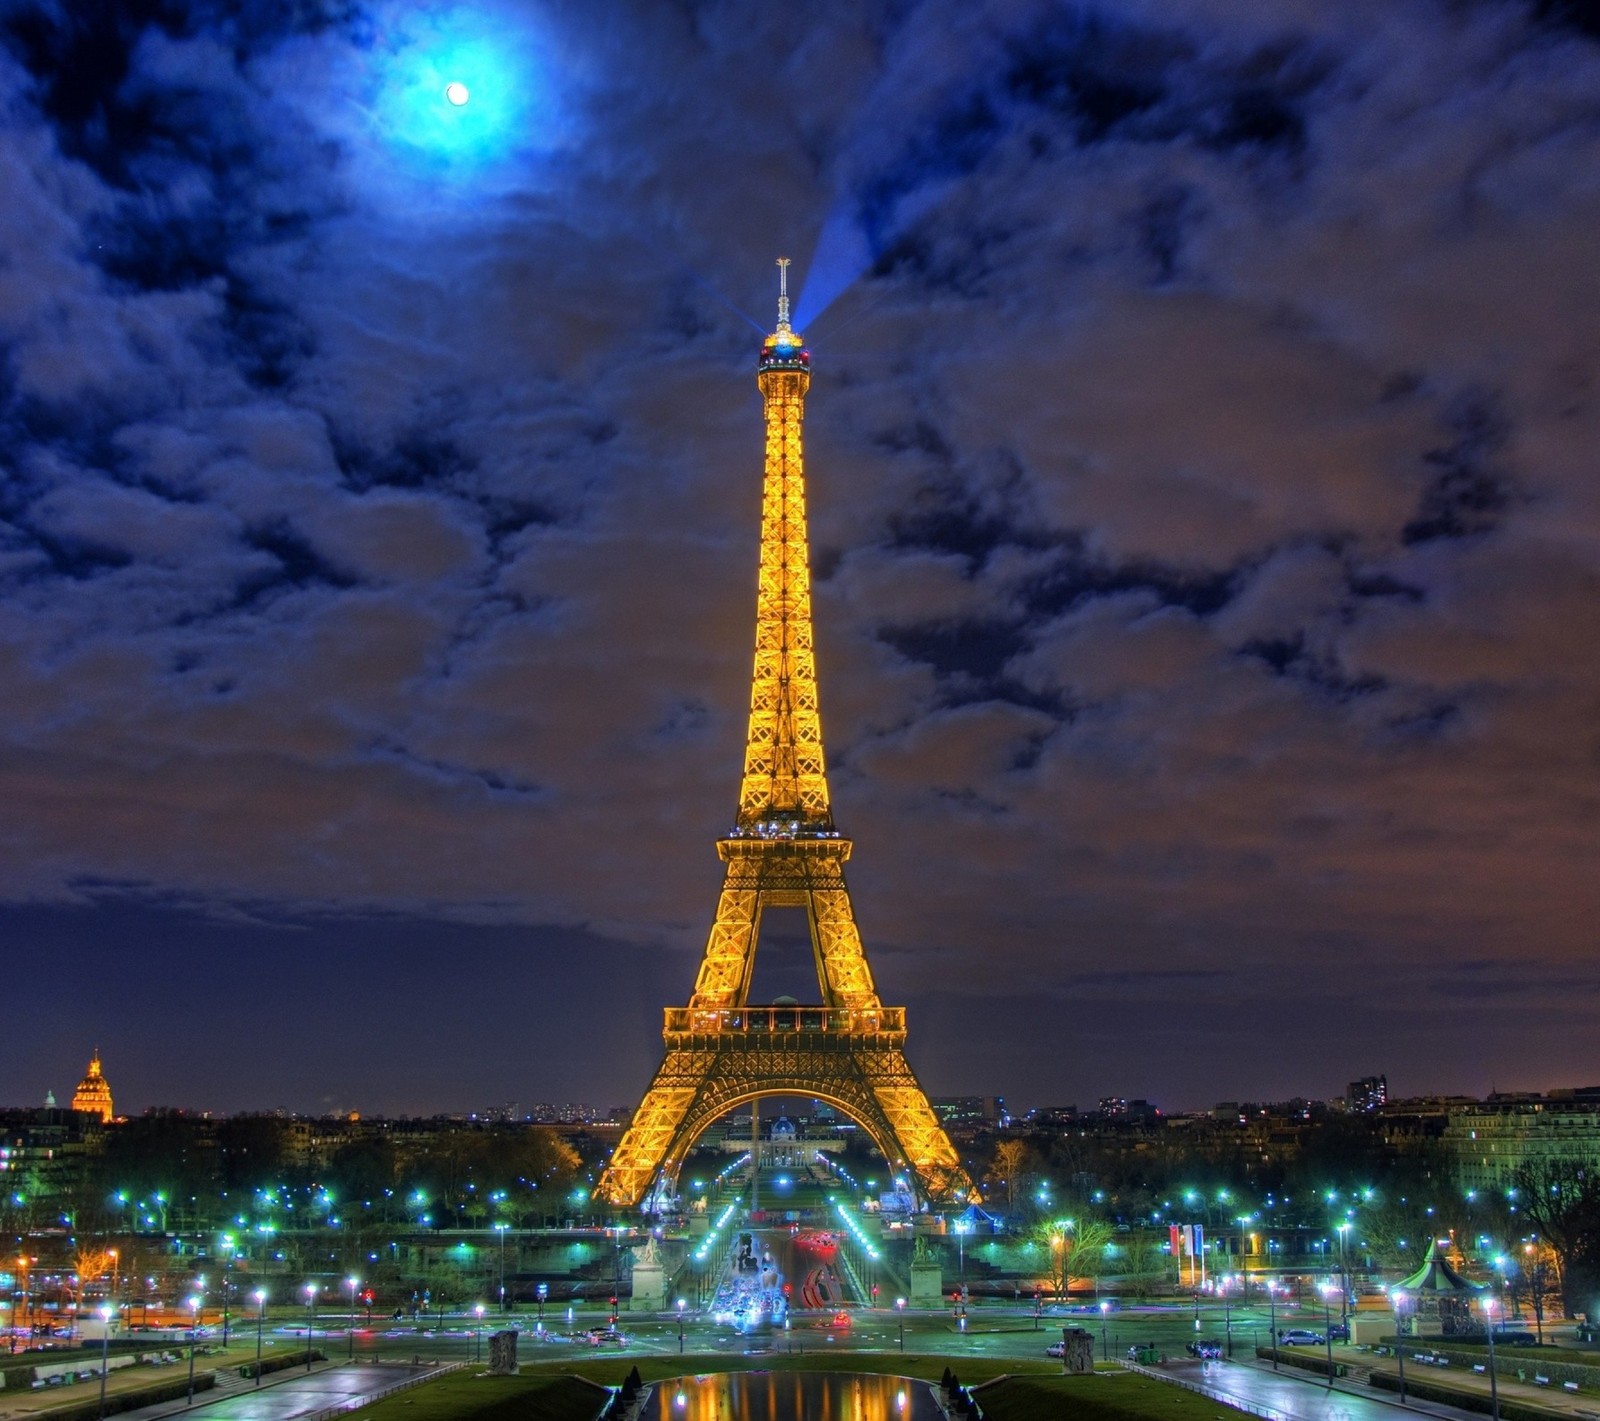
top-left (776, 256), bottom-right (791, 331)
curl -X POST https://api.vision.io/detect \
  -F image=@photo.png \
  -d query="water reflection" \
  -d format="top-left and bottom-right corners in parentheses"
top-left (648, 1371), bottom-right (941, 1420)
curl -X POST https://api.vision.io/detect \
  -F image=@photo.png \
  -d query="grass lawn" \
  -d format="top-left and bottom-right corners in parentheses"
top-left (979, 1372), bottom-right (1258, 1421)
top-left (355, 1356), bottom-right (1257, 1421)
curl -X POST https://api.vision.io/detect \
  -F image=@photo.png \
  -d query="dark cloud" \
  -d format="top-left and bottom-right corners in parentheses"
top-left (1, 0), bottom-right (1598, 1114)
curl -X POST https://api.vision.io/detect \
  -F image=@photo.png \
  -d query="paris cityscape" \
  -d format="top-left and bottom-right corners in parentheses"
top-left (4, 1), bottom-right (1600, 1420)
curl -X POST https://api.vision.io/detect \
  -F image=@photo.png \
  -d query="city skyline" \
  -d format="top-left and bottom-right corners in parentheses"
top-left (3, 3), bottom-right (1600, 1116)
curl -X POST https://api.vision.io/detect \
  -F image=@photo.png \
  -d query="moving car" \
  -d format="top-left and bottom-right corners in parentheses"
top-left (1187, 1340), bottom-right (1224, 1359)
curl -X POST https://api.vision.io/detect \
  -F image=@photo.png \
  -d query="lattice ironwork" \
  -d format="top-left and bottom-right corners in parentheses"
top-left (596, 263), bottom-right (971, 1210)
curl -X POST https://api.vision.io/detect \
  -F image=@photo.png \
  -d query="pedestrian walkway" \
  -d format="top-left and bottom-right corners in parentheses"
top-left (110, 1362), bottom-right (444, 1421)
top-left (1146, 1354), bottom-right (1600, 1421)
top-left (1144, 1358), bottom-right (1479, 1421)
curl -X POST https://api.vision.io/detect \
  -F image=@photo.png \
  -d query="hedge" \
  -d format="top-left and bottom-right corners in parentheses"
top-left (242, 1349), bottom-right (327, 1379)
top-left (23, 1372), bottom-right (216, 1421)
top-left (1370, 1369), bottom-right (1567, 1421)
top-left (1254, 1347), bottom-right (1347, 1379)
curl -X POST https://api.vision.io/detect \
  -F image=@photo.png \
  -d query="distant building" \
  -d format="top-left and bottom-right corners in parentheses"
top-left (930, 1096), bottom-right (1007, 1127)
top-left (1446, 1090), bottom-right (1600, 1191)
top-left (71, 1052), bottom-right (114, 1123)
top-left (1347, 1075), bottom-right (1388, 1112)
top-left (1098, 1097), bottom-right (1160, 1122)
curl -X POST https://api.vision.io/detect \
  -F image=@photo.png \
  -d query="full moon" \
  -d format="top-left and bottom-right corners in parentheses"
top-left (444, 81), bottom-right (470, 106)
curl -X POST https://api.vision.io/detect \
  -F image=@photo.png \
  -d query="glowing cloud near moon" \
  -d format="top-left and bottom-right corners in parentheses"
top-left (347, 4), bottom-right (565, 179)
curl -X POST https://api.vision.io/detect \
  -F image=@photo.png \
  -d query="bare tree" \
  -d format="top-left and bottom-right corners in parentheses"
top-left (1511, 1157), bottom-right (1600, 1319)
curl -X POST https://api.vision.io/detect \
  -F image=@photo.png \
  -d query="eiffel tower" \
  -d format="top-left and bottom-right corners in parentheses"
top-left (597, 261), bottom-right (973, 1210)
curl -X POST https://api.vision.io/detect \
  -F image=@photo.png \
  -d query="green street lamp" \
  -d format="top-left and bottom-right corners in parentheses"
top-left (253, 1290), bottom-right (268, 1387)
top-left (96, 1304), bottom-right (116, 1420)
top-left (494, 1223), bottom-right (509, 1313)
top-left (185, 1295), bottom-right (201, 1407)
top-left (303, 1284), bottom-right (317, 1371)
top-left (346, 1278), bottom-right (360, 1361)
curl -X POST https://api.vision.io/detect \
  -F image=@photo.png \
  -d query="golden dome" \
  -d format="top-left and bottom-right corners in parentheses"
top-left (71, 1052), bottom-right (114, 1123)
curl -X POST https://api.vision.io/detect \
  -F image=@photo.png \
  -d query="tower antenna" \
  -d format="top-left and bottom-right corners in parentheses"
top-left (776, 256), bottom-right (791, 331)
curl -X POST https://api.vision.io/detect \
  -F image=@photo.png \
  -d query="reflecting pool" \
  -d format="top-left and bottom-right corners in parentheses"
top-left (647, 1371), bottom-right (942, 1420)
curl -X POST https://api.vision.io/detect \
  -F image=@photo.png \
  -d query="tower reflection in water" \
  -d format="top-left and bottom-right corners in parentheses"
top-left (651, 1371), bottom-right (938, 1420)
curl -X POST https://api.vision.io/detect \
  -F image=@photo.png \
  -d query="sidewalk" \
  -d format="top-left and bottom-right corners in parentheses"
top-left (112, 1362), bottom-right (444, 1421)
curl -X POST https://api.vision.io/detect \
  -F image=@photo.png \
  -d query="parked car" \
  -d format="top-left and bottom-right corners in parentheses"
top-left (1327, 1323), bottom-right (1350, 1342)
top-left (1278, 1329), bottom-right (1326, 1346)
top-left (1187, 1340), bottom-right (1224, 1359)
top-left (1046, 1340), bottom-right (1066, 1358)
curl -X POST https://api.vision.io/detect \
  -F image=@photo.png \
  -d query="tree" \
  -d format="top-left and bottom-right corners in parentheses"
top-left (1113, 1230), bottom-right (1169, 1300)
top-left (989, 1139), bottom-right (1032, 1216)
top-left (1033, 1216), bottom-right (1115, 1297)
top-left (1511, 1157), bottom-right (1600, 1318)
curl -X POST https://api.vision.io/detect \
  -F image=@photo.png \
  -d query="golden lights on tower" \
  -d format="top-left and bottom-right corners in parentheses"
top-left (596, 261), bottom-right (971, 1209)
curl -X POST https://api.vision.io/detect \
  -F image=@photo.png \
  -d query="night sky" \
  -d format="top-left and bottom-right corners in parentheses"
top-left (3, 1), bottom-right (1599, 1120)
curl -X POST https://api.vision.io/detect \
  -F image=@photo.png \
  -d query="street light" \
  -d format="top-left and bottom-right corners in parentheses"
top-left (1336, 1222), bottom-right (1352, 1319)
top-left (896, 1297), bottom-right (905, 1352)
top-left (346, 1277), bottom-right (360, 1361)
top-left (218, 1236), bottom-right (233, 1345)
top-left (1391, 1289), bottom-right (1409, 1406)
top-left (253, 1290), bottom-right (267, 1387)
top-left (186, 1294), bottom-right (201, 1406)
top-left (1320, 1282), bottom-right (1336, 1387)
top-left (474, 1304), bottom-right (484, 1363)
top-left (495, 1223), bottom-right (509, 1315)
top-left (537, 1282), bottom-right (548, 1332)
top-left (676, 1298), bottom-right (686, 1354)
top-left (96, 1304), bottom-right (115, 1421)
top-left (1100, 1300), bottom-right (1111, 1361)
top-left (1265, 1281), bottom-right (1279, 1370)
top-left (1483, 1295), bottom-right (1501, 1421)
top-left (304, 1284), bottom-right (317, 1372)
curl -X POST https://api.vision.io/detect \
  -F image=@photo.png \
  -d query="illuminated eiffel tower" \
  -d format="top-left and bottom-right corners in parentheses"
top-left (597, 261), bottom-right (972, 1210)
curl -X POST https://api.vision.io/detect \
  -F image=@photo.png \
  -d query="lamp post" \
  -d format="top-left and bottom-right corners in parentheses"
top-left (1100, 1300), bottom-right (1110, 1361)
top-left (495, 1223), bottom-right (508, 1315)
top-left (896, 1297), bottom-right (905, 1352)
top-left (253, 1290), bottom-right (267, 1387)
top-left (1483, 1296), bottom-right (1500, 1421)
top-left (954, 1219), bottom-right (969, 1283)
top-left (8, 1254), bottom-right (23, 1356)
top-left (1266, 1281), bottom-right (1279, 1370)
top-left (304, 1284), bottom-right (317, 1371)
top-left (219, 1237), bottom-right (233, 1345)
top-left (474, 1304), bottom-right (484, 1363)
top-left (1336, 1223), bottom-right (1352, 1320)
top-left (676, 1298), bottom-right (686, 1354)
top-left (96, 1304), bottom-right (115, 1421)
top-left (346, 1277), bottom-right (359, 1361)
top-left (1321, 1283), bottom-right (1336, 1387)
top-left (185, 1294), bottom-right (200, 1407)
top-left (537, 1282), bottom-right (547, 1332)
top-left (1392, 1289), bottom-right (1409, 1406)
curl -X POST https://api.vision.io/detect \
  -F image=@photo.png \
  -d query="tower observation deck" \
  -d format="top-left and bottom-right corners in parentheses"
top-left (595, 261), bottom-right (971, 1210)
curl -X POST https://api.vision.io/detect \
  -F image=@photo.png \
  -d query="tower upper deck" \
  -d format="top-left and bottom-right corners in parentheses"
top-left (734, 259), bottom-right (831, 835)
